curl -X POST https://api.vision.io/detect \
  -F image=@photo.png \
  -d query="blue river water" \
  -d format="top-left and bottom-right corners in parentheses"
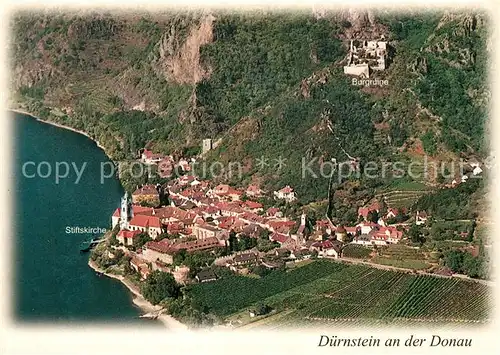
top-left (13, 111), bottom-right (156, 325)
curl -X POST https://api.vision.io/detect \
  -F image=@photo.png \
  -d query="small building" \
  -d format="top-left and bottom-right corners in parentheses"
top-left (415, 211), bottom-right (428, 226)
top-left (246, 184), bottom-right (263, 197)
top-left (233, 253), bottom-right (258, 266)
top-left (310, 239), bottom-right (343, 258)
top-left (357, 201), bottom-right (382, 221)
top-left (116, 229), bottom-right (142, 246)
top-left (351, 234), bottom-right (373, 246)
top-left (196, 269), bottom-right (217, 283)
top-left (132, 185), bottom-right (160, 206)
top-left (240, 224), bottom-right (265, 239)
top-left (244, 200), bottom-right (264, 213)
top-left (130, 257), bottom-right (151, 279)
top-left (289, 249), bottom-right (311, 260)
top-left (192, 223), bottom-right (224, 241)
top-left (472, 166), bottom-right (483, 176)
top-left (335, 225), bottom-right (347, 242)
top-left (139, 265), bottom-right (151, 280)
top-left (266, 207), bottom-right (282, 218)
top-left (141, 149), bottom-right (164, 165)
top-left (202, 139), bottom-right (213, 154)
top-left (273, 186), bottom-right (297, 202)
top-left (357, 222), bottom-right (379, 235)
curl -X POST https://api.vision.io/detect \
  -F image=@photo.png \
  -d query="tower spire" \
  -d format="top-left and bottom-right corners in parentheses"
top-left (120, 192), bottom-right (132, 230)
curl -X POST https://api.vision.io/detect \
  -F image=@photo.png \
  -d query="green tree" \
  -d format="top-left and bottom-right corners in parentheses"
top-left (173, 249), bottom-right (188, 265)
top-left (443, 250), bottom-right (465, 273)
top-left (238, 235), bottom-right (257, 251)
top-left (141, 271), bottom-right (180, 305)
top-left (228, 232), bottom-right (239, 252)
top-left (463, 253), bottom-right (484, 279)
top-left (133, 232), bottom-right (152, 248)
top-left (367, 210), bottom-right (379, 224)
top-left (408, 224), bottom-right (425, 245)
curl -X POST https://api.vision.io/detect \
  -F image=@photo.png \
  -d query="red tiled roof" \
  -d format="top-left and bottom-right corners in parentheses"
top-left (133, 185), bottom-right (159, 196)
top-left (315, 220), bottom-right (330, 228)
top-left (246, 184), bottom-right (262, 194)
top-left (112, 204), bottom-right (153, 218)
top-left (142, 149), bottom-right (153, 158)
top-left (278, 185), bottom-right (294, 194)
top-left (270, 232), bottom-right (289, 244)
top-left (358, 201), bottom-right (382, 218)
top-left (312, 240), bottom-right (334, 249)
top-left (145, 239), bottom-right (173, 254)
top-left (118, 230), bottom-right (141, 239)
top-left (134, 205), bottom-right (154, 215)
top-left (360, 222), bottom-right (379, 228)
top-left (344, 226), bottom-right (359, 234)
top-left (335, 225), bottom-right (346, 233)
top-left (214, 184), bottom-right (231, 194)
top-left (244, 200), bottom-right (263, 209)
top-left (267, 207), bottom-right (280, 216)
top-left (129, 215), bottom-right (162, 229)
top-left (172, 237), bottom-right (220, 252)
top-left (357, 207), bottom-right (371, 218)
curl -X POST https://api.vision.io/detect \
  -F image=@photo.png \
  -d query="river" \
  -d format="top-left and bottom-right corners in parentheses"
top-left (12, 111), bottom-right (157, 325)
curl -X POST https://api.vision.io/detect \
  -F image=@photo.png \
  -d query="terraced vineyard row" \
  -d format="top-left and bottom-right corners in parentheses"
top-left (376, 186), bottom-right (429, 209)
top-left (217, 261), bottom-right (492, 329)
top-left (378, 245), bottom-right (426, 260)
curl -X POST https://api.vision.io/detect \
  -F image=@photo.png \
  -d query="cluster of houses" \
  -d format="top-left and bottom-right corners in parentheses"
top-left (110, 173), bottom-right (429, 282)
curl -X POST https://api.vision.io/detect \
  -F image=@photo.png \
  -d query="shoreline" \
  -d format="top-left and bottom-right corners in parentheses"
top-left (88, 259), bottom-right (188, 331)
top-left (9, 108), bottom-right (108, 154)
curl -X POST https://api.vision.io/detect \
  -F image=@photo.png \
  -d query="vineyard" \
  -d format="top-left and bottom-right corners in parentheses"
top-left (188, 260), bottom-right (347, 316)
top-left (190, 261), bottom-right (491, 328)
top-left (342, 244), bottom-right (373, 259)
top-left (371, 244), bottom-right (431, 269)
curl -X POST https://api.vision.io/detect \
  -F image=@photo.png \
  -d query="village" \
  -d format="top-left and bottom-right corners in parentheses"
top-left (104, 147), bottom-right (433, 285)
top-left (90, 134), bottom-right (491, 289)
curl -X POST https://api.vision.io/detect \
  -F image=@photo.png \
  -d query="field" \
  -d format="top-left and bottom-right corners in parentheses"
top-left (342, 244), bottom-right (373, 259)
top-left (189, 260), bottom-right (491, 328)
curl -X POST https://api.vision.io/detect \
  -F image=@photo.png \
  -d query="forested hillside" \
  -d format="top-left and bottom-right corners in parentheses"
top-left (9, 9), bottom-right (490, 216)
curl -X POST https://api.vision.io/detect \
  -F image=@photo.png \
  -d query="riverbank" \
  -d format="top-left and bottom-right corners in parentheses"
top-left (88, 259), bottom-right (188, 331)
top-left (9, 108), bottom-right (109, 155)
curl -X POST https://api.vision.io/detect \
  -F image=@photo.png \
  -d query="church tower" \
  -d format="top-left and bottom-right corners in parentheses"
top-left (120, 192), bottom-right (133, 230)
top-left (293, 213), bottom-right (307, 246)
top-left (300, 213), bottom-right (306, 227)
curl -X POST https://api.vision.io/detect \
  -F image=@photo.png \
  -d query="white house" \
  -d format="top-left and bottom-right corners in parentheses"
top-left (351, 234), bottom-right (373, 246)
top-left (273, 186), bottom-right (297, 202)
top-left (415, 211), bottom-right (428, 226)
top-left (472, 166), bottom-right (483, 176)
top-left (357, 222), bottom-right (378, 235)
